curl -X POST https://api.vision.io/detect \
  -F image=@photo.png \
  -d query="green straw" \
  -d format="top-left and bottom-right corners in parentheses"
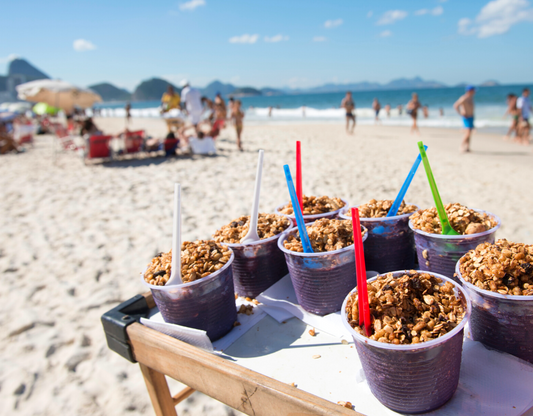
top-left (417, 142), bottom-right (460, 236)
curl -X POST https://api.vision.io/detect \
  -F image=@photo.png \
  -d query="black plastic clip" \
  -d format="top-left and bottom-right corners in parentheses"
top-left (101, 294), bottom-right (150, 362)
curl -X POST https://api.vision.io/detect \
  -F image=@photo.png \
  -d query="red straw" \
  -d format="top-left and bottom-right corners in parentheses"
top-left (351, 208), bottom-right (372, 337)
top-left (296, 141), bottom-right (303, 212)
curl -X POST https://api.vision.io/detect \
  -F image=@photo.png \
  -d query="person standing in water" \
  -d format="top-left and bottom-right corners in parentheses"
top-left (231, 100), bottom-right (244, 151)
top-left (372, 98), bottom-right (381, 124)
top-left (453, 85), bottom-right (476, 153)
top-left (340, 91), bottom-right (356, 134)
top-left (504, 93), bottom-right (520, 141)
top-left (406, 93), bottom-right (422, 135)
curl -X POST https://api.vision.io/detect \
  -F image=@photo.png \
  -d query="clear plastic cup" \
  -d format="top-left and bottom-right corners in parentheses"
top-left (275, 198), bottom-right (348, 226)
top-left (339, 204), bottom-right (418, 273)
top-left (409, 210), bottom-right (501, 281)
top-left (342, 271), bottom-right (472, 414)
top-left (221, 231), bottom-right (290, 298)
top-left (456, 263), bottom-right (533, 364)
top-left (141, 250), bottom-right (237, 341)
top-left (277, 222), bottom-right (368, 315)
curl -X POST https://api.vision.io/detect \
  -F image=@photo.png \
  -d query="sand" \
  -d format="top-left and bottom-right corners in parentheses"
top-left (0, 117), bottom-right (531, 416)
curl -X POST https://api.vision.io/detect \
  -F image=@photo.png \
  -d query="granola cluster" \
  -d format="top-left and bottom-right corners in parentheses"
top-left (279, 195), bottom-right (345, 216)
top-left (144, 241), bottom-right (231, 285)
top-left (357, 199), bottom-right (417, 218)
top-left (213, 213), bottom-right (291, 244)
top-left (459, 239), bottom-right (533, 296)
top-left (283, 218), bottom-right (365, 253)
top-left (345, 271), bottom-right (466, 345)
top-left (410, 203), bottom-right (497, 235)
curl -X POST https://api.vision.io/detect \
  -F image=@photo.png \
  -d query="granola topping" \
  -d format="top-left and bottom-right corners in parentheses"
top-left (143, 240), bottom-right (231, 286)
top-left (283, 218), bottom-right (365, 253)
top-left (345, 271), bottom-right (466, 345)
top-left (410, 203), bottom-right (497, 235)
top-left (357, 199), bottom-right (417, 218)
top-left (459, 239), bottom-right (533, 296)
top-left (279, 195), bottom-right (345, 216)
top-left (213, 213), bottom-right (291, 244)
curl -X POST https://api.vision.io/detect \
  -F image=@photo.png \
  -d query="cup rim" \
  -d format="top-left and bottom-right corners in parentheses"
top-left (140, 248), bottom-right (235, 292)
top-left (275, 197), bottom-right (349, 220)
top-left (277, 220), bottom-right (368, 257)
top-left (215, 218), bottom-right (292, 248)
top-left (339, 203), bottom-right (419, 222)
top-left (341, 270), bottom-right (472, 351)
top-left (455, 260), bottom-right (533, 300)
top-left (408, 209), bottom-right (501, 240)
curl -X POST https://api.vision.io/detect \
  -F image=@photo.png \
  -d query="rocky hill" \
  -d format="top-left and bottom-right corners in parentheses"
top-left (88, 82), bottom-right (131, 102)
top-left (132, 78), bottom-right (179, 101)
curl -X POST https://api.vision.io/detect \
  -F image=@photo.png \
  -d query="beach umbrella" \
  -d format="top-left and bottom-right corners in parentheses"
top-left (32, 102), bottom-right (60, 116)
top-left (16, 79), bottom-right (102, 113)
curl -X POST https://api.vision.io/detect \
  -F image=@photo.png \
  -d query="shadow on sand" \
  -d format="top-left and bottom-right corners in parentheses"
top-left (100, 153), bottom-right (227, 168)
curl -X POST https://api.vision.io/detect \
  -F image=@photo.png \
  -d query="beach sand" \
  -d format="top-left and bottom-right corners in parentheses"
top-left (1, 118), bottom-right (531, 416)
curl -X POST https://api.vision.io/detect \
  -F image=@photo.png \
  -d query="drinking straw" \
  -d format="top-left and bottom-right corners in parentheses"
top-left (167, 183), bottom-right (182, 285)
top-left (283, 164), bottom-right (313, 253)
top-left (240, 150), bottom-right (264, 243)
top-left (351, 207), bottom-right (372, 336)
top-left (417, 142), bottom-right (460, 236)
top-left (387, 145), bottom-right (428, 217)
top-left (296, 141), bottom-right (303, 212)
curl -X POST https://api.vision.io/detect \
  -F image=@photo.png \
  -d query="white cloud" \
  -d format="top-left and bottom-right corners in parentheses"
top-left (367, 11), bottom-right (373, 18)
top-left (458, 0), bottom-right (533, 38)
top-left (229, 34), bottom-right (259, 44)
top-left (324, 18), bottom-right (343, 28)
top-left (313, 36), bottom-right (327, 42)
top-left (179, 0), bottom-right (205, 11)
top-left (73, 39), bottom-right (96, 51)
top-left (0, 54), bottom-right (19, 63)
top-left (264, 34), bottom-right (289, 42)
top-left (415, 6), bottom-right (444, 16)
top-left (377, 10), bottom-right (408, 25)
top-left (379, 30), bottom-right (393, 37)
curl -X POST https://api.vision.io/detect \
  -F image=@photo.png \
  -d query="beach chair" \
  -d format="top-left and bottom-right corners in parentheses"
top-left (86, 135), bottom-right (113, 161)
top-left (14, 122), bottom-right (35, 146)
top-left (124, 130), bottom-right (145, 154)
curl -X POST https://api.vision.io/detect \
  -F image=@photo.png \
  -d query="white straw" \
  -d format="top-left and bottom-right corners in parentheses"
top-left (169, 183), bottom-right (182, 284)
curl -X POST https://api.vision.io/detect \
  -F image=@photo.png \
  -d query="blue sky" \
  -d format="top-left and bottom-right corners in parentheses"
top-left (1, 0), bottom-right (532, 90)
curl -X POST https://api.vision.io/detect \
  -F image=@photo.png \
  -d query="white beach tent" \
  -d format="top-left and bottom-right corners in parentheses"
top-left (16, 79), bottom-right (102, 113)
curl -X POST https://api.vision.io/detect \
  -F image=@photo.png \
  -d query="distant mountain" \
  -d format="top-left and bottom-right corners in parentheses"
top-left (0, 76), bottom-right (7, 92)
top-left (201, 80), bottom-right (236, 98)
top-left (132, 78), bottom-right (179, 101)
top-left (479, 80), bottom-right (500, 87)
top-left (299, 77), bottom-right (446, 94)
top-left (89, 82), bottom-right (131, 102)
top-left (8, 58), bottom-right (50, 80)
top-left (384, 76), bottom-right (446, 89)
top-left (260, 87), bottom-right (284, 96)
top-left (230, 87), bottom-right (262, 97)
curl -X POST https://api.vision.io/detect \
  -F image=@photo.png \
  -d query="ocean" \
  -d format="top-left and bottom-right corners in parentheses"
top-left (93, 84), bottom-right (532, 132)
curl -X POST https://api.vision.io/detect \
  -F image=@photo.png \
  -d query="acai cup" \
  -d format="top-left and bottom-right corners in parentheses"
top-left (456, 239), bottom-right (533, 364)
top-left (409, 203), bottom-right (500, 281)
top-left (340, 199), bottom-right (418, 273)
top-left (275, 195), bottom-right (347, 225)
top-left (278, 218), bottom-right (367, 315)
top-left (213, 213), bottom-right (291, 298)
top-left (342, 270), bottom-right (471, 414)
top-left (141, 241), bottom-right (237, 341)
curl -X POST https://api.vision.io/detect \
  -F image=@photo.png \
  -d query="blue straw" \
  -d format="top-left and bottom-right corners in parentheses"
top-left (387, 145), bottom-right (428, 217)
top-left (283, 165), bottom-right (314, 253)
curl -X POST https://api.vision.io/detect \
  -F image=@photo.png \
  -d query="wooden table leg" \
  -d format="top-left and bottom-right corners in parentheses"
top-left (140, 363), bottom-right (178, 416)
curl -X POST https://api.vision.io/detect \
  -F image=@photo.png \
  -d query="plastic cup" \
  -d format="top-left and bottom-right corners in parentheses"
top-left (277, 222), bottom-right (368, 315)
top-left (221, 231), bottom-right (289, 298)
top-left (456, 263), bottom-right (533, 364)
top-left (141, 250), bottom-right (237, 341)
top-left (409, 210), bottom-right (501, 281)
top-left (340, 204), bottom-right (418, 273)
top-left (275, 198), bottom-right (348, 226)
top-left (342, 271), bottom-right (472, 414)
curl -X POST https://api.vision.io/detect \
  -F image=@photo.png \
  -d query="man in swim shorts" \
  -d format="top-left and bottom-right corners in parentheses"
top-left (340, 91), bottom-right (356, 134)
top-left (454, 85), bottom-right (476, 153)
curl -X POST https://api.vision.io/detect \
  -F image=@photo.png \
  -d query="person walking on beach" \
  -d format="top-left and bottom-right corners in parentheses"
top-left (385, 104), bottom-right (391, 117)
top-left (517, 88), bottom-right (531, 145)
top-left (372, 98), bottom-right (381, 124)
top-left (161, 85), bottom-right (181, 113)
top-left (125, 102), bottom-right (131, 126)
top-left (504, 94), bottom-right (520, 141)
top-left (453, 85), bottom-right (476, 153)
top-left (180, 80), bottom-right (203, 127)
top-left (340, 91), bottom-right (356, 134)
top-left (406, 93), bottom-right (422, 135)
top-left (422, 105), bottom-right (429, 118)
top-left (231, 100), bottom-right (244, 151)
top-left (214, 93), bottom-right (227, 123)
top-left (397, 104), bottom-right (403, 116)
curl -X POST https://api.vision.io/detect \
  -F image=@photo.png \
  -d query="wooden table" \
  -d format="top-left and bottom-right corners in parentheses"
top-left (102, 291), bottom-right (359, 416)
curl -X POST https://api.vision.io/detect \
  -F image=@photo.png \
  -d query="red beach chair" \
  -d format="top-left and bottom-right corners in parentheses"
top-left (87, 135), bottom-right (113, 159)
top-left (124, 130), bottom-right (145, 154)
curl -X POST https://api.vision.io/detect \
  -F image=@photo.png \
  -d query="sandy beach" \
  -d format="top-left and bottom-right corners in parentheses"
top-left (1, 118), bottom-right (532, 416)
